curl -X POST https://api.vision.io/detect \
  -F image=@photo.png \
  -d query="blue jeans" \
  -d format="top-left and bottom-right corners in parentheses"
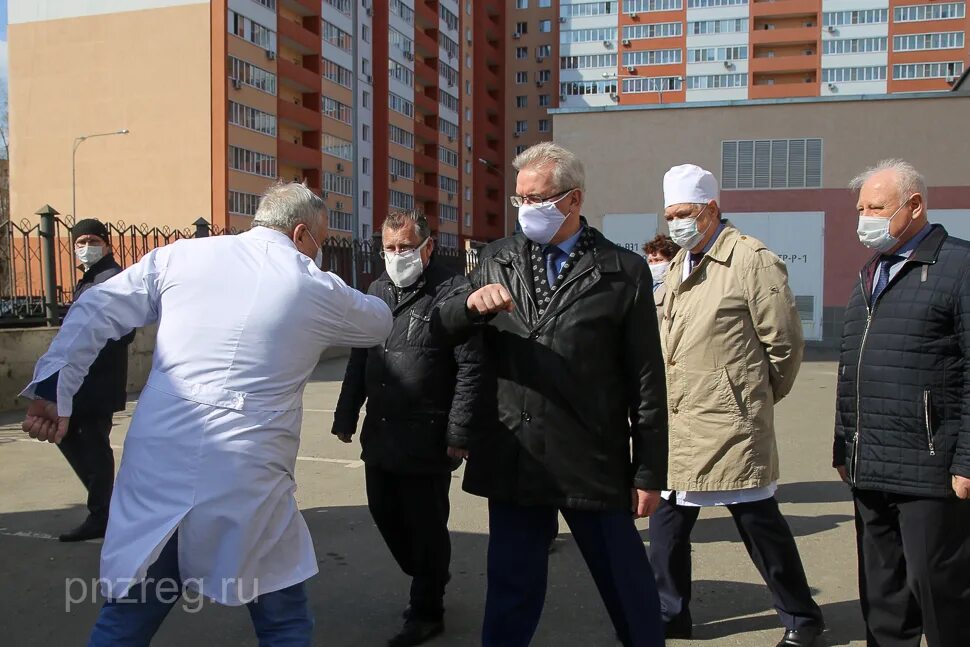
top-left (87, 533), bottom-right (314, 646)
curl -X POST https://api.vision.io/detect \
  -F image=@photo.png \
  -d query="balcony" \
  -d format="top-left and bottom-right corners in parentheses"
top-left (749, 82), bottom-right (819, 99)
top-left (750, 25), bottom-right (819, 46)
top-left (415, 59), bottom-right (438, 86)
top-left (278, 140), bottom-right (321, 169)
top-left (277, 59), bottom-right (320, 92)
top-left (415, 181), bottom-right (438, 203)
top-left (281, 0), bottom-right (318, 15)
top-left (414, 28), bottom-right (438, 56)
top-left (751, 0), bottom-right (820, 19)
top-left (414, 91), bottom-right (438, 116)
top-left (749, 53), bottom-right (818, 74)
top-left (414, 149), bottom-right (438, 172)
top-left (278, 98), bottom-right (320, 131)
top-left (413, 120), bottom-right (438, 143)
top-left (279, 18), bottom-right (319, 55)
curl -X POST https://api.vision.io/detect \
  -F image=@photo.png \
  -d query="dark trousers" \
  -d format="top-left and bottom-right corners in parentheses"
top-left (648, 495), bottom-right (823, 631)
top-left (853, 488), bottom-right (970, 647)
top-left (482, 500), bottom-right (664, 647)
top-left (88, 533), bottom-right (313, 646)
top-left (57, 415), bottom-right (115, 523)
top-left (365, 467), bottom-right (452, 621)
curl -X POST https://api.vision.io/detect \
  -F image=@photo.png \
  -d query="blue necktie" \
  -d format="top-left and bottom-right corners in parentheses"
top-left (872, 255), bottom-right (901, 300)
top-left (545, 245), bottom-right (565, 287)
top-left (689, 252), bottom-right (703, 274)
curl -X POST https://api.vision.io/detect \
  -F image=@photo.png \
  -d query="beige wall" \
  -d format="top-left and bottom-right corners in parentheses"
top-left (551, 95), bottom-right (970, 231)
top-left (8, 3), bottom-right (213, 230)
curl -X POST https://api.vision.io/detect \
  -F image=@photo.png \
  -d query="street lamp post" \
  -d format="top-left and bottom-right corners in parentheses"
top-left (72, 129), bottom-right (129, 220)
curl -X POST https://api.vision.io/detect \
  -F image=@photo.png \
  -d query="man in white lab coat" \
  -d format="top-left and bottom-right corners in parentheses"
top-left (21, 183), bottom-right (393, 646)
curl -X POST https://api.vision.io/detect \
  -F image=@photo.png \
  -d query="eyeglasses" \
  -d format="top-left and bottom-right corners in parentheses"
top-left (379, 238), bottom-right (430, 259)
top-left (509, 189), bottom-right (575, 208)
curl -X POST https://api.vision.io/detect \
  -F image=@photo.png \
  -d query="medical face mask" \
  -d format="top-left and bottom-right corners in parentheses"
top-left (385, 238), bottom-right (430, 288)
top-left (303, 230), bottom-right (324, 269)
top-left (857, 198), bottom-right (913, 252)
top-left (668, 205), bottom-right (712, 250)
top-left (517, 190), bottom-right (574, 245)
top-left (649, 261), bottom-right (670, 284)
top-left (75, 244), bottom-right (105, 267)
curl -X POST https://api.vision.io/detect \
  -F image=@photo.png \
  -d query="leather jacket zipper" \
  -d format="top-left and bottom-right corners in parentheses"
top-left (924, 388), bottom-right (936, 456)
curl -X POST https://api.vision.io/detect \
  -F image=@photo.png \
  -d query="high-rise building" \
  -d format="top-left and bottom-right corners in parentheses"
top-left (8, 0), bottom-right (505, 248)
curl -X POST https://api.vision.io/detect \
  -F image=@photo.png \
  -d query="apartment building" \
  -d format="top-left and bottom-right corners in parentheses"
top-left (8, 0), bottom-right (505, 248)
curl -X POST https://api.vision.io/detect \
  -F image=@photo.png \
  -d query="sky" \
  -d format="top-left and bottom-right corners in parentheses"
top-left (0, 0), bottom-right (8, 92)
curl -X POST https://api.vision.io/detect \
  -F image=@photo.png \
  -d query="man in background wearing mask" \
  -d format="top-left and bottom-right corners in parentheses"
top-left (435, 142), bottom-right (668, 646)
top-left (655, 164), bottom-right (823, 647)
top-left (50, 218), bottom-right (135, 542)
top-left (332, 210), bottom-right (487, 647)
top-left (643, 234), bottom-right (679, 317)
top-left (21, 183), bottom-right (391, 645)
top-left (834, 159), bottom-right (970, 647)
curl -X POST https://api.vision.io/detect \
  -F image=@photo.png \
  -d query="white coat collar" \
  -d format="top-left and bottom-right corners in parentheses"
top-left (244, 226), bottom-right (298, 248)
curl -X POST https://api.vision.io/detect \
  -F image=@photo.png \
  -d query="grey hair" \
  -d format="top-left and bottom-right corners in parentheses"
top-left (382, 210), bottom-right (431, 240)
top-left (252, 182), bottom-right (327, 233)
top-left (849, 159), bottom-right (929, 208)
top-left (512, 142), bottom-right (586, 193)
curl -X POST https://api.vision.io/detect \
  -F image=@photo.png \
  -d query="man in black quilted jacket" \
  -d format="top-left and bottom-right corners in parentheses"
top-left (833, 159), bottom-right (970, 647)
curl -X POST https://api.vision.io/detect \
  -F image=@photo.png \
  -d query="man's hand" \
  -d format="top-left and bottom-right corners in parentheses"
top-left (336, 432), bottom-right (353, 444)
top-left (447, 447), bottom-right (469, 460)
top-left (466, 284), bottom-right (514, 316)
top-left (953, 475), bottom-right (970, 500)
top-left (22, 399), bottom-right (69, 444)
top-left (835, 465), bottom-right (850, 484)
top-left (632, 488), bottom-right (661, 519)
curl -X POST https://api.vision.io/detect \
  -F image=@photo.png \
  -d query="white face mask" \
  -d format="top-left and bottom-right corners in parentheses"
top-left (668, 204), bottom-right (712, 250)
top-left (385, 238), bottom-right (430, 288)
top-left (857, 198), bottom-right (913, 252)
top-left (76, 244), bottom-right (105, 267)
top-left (303, 229), bottom-right (324, 269)
top-left (649, 261), bottom-right (670, 284)
top-left (517, 189), bottom-right (574, 245)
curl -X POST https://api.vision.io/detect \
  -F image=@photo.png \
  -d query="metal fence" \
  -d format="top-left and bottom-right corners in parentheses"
top-left (1, 214), bottom-right (480, 328)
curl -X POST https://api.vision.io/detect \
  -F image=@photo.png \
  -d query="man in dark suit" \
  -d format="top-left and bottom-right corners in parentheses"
top-left (57, 218), bottom-right (134, 542)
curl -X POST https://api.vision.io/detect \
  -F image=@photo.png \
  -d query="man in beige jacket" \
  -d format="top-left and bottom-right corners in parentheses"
top-left (650, 164), bottom-right (824, 647)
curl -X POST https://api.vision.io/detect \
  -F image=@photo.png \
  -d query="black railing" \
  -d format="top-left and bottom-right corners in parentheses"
top-left (1, 216), bottom-right (480, 327)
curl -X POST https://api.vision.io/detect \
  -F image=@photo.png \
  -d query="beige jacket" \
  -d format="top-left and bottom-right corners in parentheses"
top-left (653, 282), bottom-right (666, 321)
top-left (660, 224), bottom-right (803, 491)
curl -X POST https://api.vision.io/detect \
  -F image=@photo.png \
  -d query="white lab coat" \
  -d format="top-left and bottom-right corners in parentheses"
top-left (23, 227), bottom-right (392, 604)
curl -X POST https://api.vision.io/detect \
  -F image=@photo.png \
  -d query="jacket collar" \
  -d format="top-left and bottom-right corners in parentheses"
top-left (860, 223), bottom-right (947, 278)
top-left (244, 226), bottom-right (298, 248)
top-left (78, 252), bottom-right (118, 280)
top-left (668, 221), bottom-right (740, 279)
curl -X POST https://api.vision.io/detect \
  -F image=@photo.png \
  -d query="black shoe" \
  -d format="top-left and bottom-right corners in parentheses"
top-left (664, 622), bottom-right (693, 639)
top-left (59, 517), bottom-right (107, 542)
top-left (387, 619), bottom-right (444, 647)
top-left (776, 626), bottom-right (824, 647)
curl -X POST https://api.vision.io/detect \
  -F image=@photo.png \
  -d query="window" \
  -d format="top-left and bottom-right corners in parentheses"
top-left (539, 20), bottom-right (553, 32)
top-left (685, 73), bottom-right (748, 89)
top-left (622, 76), bottom-right (683, 93)
top-left (362, 158), bottom-right (370, 175)
top-left (537, 44), bottom-right (552, 58)
top-left (623, 23), bottom-right (682, 40)
top-left (539, 0), bottom-right (552, 6)
top-left (440, 5), bottom-right (459, 31)
top-left (685, 47), bottom-right (747, 63)
top-left (465, 106), bottom-right (472, 121)
top-left (439, 88), bottom-right (460, 112)
top-left (721, 139), bottom-right (823, 190)
top-left (466, 54), bottom-right (472, 69)
top-left (822, 37), bottom-right (888, 55)
top-left (538, 119), bottom-right (550, 133)
top-left (362, 124), bottom-right (370, 142)
top-left (517, 95), bottom-right (529, 108)
top-left (559, 79), bottom-right (618, 95)
top-left (623, 0), bottom-right (683, 12)
top-left (228, 10), bottom-right (277, 51)
top-left (517, 46), bottom-right (528, 59)
top-left (893, 32), bottom-right (964, 52)
top-left (515, 120), bottom-right (529, 133)
top-left (440, 175), bottom-right (460, 193)
top-left (324, 0), bottom-right (351, 14)
top-left (439, 147), bottom-right (460, 167)
top-left (688, 19), bottom-right (748, 35)
top-left (464, 212), bottom-right (472, 227)
top-left (362, 59), bottom-right (371, 76)
top-left (516, 71), bottom-right (529, 84)
top-left (322, 134), bottom-right (354, 160)
top-left (539, 94), bottom-right (551, 107)
top-left (329, 210), bottom-right (353, 231)
top-left (465, 187), bottom-right (472, 200)
top-left (440, 33), bottom-right (460, 59)
top-left (537, 70), bottom-right (552, 83)
top-left (440, 204), bottom-right (459, 222)
top-left (362, 190), bottom-right (370, 207)
top-left (389, 28), bottom-right (415, 55)
top-left (389, 124), bottom-right (415, 149)
top-left (822, 9), bottom-right (889, 26)
top-left (362, 25), bottom-right (370, 42)
top-left (561, 54), bottom-right (619, 69)
top-left (229, 101), bottom-right (277, 136)
top-left (389, 92), bottom-right (415, 117)
top-left (438, 232), bottom-right (460, 248)
top-left (894, 2), bottom-right (965, 22)
top-left (252, 0), bottom-right (276, 8)
top-left (324, 172), bottom-right (353, 196)
top-left (440, 118), bottom-right (460, 140)
top-left (686, 0), bottom-right (746, 6)
top-left (323, 59), bottom-right (353, 88)
top-left (821, 66), bottom-right (887, 82)
top-left (322, 96), bottom-right (352, 124)
top-left (389, 190), bottom-right (414, 210)
top-left (229, 190), bottom-right (261, 217)
top-left (391, 0), bottom-right (415, 24)
top-left (515, 145), bottom-right (528, 155)
top-left (893, 61), bottom-right (964, 80)
top-left (323, 20), bottom-right (352, 51)
top-left (389, 157), bottom-right (415, 180)
top-left (561, 2), bottom-right (617, 17)
top-left (623, 49), bottom-right (682, 66)
top-left (465, 160), bottom-right (472, 174)
top-left (440, 60), bottom-right (460, 87)
top-left (516, 21), bottom-right (529, 34)
top-left (389, 61), bottom-right (415, 87)
top-left (362, 91), bottom-right (370, 109)
top-left (229, 145), bottom-right (277, 177)
top-left (561, 27), bottom-right (619, 43)
top-left (516, 0), bottom-right (528, 8)
top-left (229, 56), bottom-right (277, 95)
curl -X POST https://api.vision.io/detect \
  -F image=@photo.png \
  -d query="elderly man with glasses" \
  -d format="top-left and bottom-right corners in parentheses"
top-left (435, 142), bottom-right (669, 647)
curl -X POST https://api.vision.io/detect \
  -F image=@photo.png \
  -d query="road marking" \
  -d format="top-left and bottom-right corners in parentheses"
top-left (10, 438), bottom-right (364, 468)
top-left (0, 528), bottom-right (58, 541)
